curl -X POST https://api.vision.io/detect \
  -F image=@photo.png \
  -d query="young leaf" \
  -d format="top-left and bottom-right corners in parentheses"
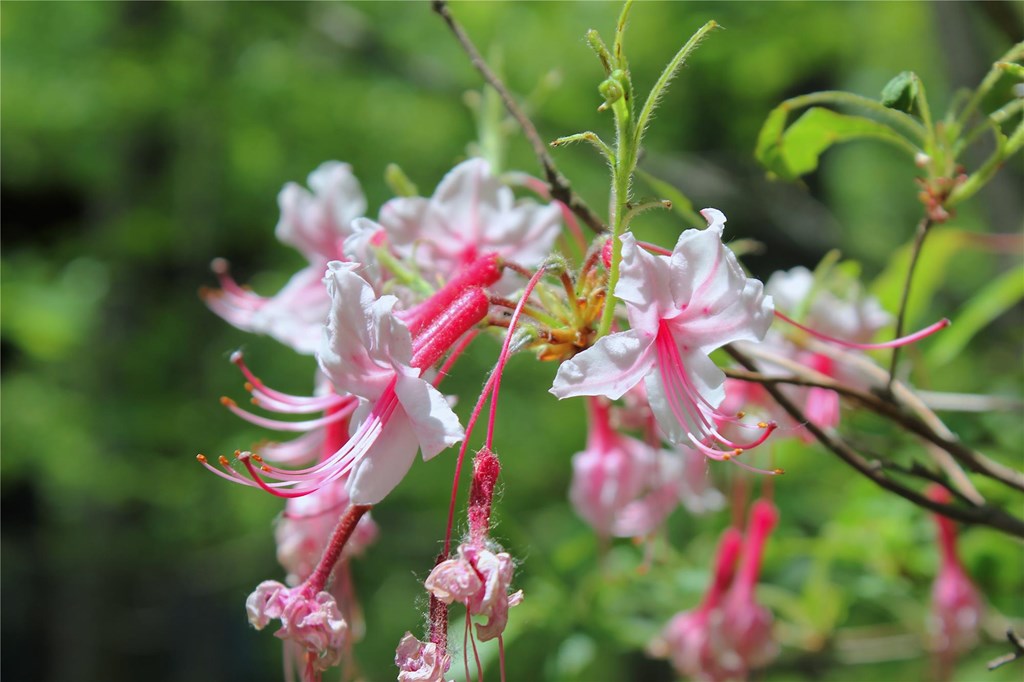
top-left (880, 71), bottom-right (919, 112)
top-left (770, 107), bottom-right (918, 180)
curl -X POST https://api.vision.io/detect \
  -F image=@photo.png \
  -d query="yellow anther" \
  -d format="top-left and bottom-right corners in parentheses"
top-left (757, 422), bottom-right (769, 429)
top-left (773, 468), bottom-right (785, 475)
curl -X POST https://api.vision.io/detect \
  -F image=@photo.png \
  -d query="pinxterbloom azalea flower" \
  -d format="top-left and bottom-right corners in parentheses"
top-left (551, 209), bottom-right (776, 464)
top-left (378, 158), bottom-right (562, 287)
top-left (204, 162), bottom-right (367, 354)
top-left (201, 260), bottom-right (491, 504)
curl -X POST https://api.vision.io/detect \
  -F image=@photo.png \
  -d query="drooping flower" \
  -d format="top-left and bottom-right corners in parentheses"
top-left (648, 527), bottom-right (743, 681)
top-left (551, 209), bottom-right (776, 462)
top-left (927, 486), bottom-right (983, 667)
top-left (570, 397), bottom-right (720, 538)
top-left (395, 632), bottom-right (453, 682)
top-left (378, 158), bottom-right (562, 286)
top-left (424, 543), bottom-right (524, 642)
top-left (713, 499), bottom-right (780, 678)
top-left (204, 162), bottom-right (367, 354)
top-left (650, 500), bottom-right (780, 681)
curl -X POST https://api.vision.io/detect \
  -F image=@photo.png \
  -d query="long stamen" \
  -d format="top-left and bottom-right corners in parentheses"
top-left (487, 266), bottom-right (548, 449)
top-left (220, 396), bottom-right (357, 432)
top-left (231, 351), bottom-right (330, 406)
top-left (775, 310), bottom-right (950, 349)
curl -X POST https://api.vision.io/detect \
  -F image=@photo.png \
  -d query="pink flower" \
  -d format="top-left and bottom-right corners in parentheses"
top-left (729, 265), bottom-right (892, 439)
top-left (713, 499), bottom-right (780, 677)
top-left (928, 487), bottom-right (983, 662)
top-left (204, 162), bottom-right (367, 354)
top-left (650, 500), bottom-right (780, 681)
top-left (570, 397), bottom-right (719, 538)
top-left (378, 158), bottom-right (561, 286)
top-left (204, 261), bottom-right (490, 504)
top-left (246, 581), bottom-right (349, 677)
top-left (551, 209), bottom-right (775, 460)
top-left (648, 527), bottom-right (743, 681)
top-left (395, 632), bottom-right (452, 682)
top-left (424, 543), bottom-right (524, 642)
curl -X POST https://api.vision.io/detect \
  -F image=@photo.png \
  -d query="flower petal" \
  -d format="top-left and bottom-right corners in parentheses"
top-left (275, 161), bottom-right (366, 260)
top-left (550, 329), bottom-right (656, 401)
top-left (394, 373), bottom-right (464, 460)
top-left (346, 409), bottom-right (420, 505)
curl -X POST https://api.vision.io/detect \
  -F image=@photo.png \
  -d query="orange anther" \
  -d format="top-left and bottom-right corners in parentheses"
top-left (220, 396), bottom-right (236, 407)
top-left (196, 454), bottom-right (208, 463)
top-left (773, 468), bottom-right (785, 475)
top-left (218, 455), bottom-right (230, 467)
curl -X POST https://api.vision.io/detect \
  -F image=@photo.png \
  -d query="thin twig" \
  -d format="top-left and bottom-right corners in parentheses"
top-left (988, 629), bottom-right (1024, 671)
top-left (887, 215), bottom-right (933, 393)
top-left (723, 365), bottom-right (1024, 493)
top-left (432, 0), bottom-right (608, 235)
top-left (724, 345), bottom-right (1024, 538)
top-left (738, 341), bottom-right (1024, 493)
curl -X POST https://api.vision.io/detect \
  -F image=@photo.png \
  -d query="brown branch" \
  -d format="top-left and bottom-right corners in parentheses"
top-left (887, 215), bottom-right (933, 393)
top-left (432, 0), bottom-right (608, 234)
top-left (988, 629), bottom-right (1024, 671)
top-left (724, 345), bottom-right (1024, 539)
top-left (723, 366), bottom-right (1024, 493)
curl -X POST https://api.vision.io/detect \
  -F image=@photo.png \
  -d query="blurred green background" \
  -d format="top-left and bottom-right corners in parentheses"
top-left (2, 2), bottom-right (1022, 681)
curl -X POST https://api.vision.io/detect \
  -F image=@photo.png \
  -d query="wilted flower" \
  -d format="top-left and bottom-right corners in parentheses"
top-left (246, 580), bottom-right (349, 680)
top-left (395, 632), bottom-right (452, 682)
top-left (425, 543), bottom-right (524, 642)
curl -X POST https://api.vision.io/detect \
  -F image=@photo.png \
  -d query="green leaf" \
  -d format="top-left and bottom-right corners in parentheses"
top-left (754, 103), bottom-right (790, 178)
top-left (757, 107), bottom-right (917, 181)
top-left (880, 71), bottom-right (919, 112)
top-left (927, 264), bottom-right (1024, 365)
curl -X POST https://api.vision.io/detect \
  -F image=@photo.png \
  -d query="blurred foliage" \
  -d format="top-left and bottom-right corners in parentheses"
top-left (1, 2), bottom-right (1022, 682)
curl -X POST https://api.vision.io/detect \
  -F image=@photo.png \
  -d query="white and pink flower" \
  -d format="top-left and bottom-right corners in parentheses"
top-left (378, 158), bottom-right (562, 287)
top-left (551, 209), bottom-right (776, 462)
top-left (205, 162), bottom-right (367, 354)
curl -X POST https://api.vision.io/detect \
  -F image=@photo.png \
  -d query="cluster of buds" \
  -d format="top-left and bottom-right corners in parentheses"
top-left (649, 500), bottom-right (780, 681)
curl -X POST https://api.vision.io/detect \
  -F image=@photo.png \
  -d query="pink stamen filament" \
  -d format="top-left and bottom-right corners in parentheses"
top-left (638, 241), bottom-right (672, 256)
top-left (655, 323), bottom-right (776, 468)
top-left (486, 266), bottom-right (548, 450)
top-left (210, 258), bottom-right (265, 304)
top-left (222, 397), bottom-right (358, 432)
top-left (231, 351), bottom-right (333, 407)
top-left (775, 310), bottom-right (951, 350)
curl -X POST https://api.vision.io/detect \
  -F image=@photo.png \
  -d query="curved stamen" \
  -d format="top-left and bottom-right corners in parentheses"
top-left (221, 396), bottom-right (358, 432)
top-left (775, 310), bottom-right (950, 350)
top-left (231, 351), bottom-right (333, 407)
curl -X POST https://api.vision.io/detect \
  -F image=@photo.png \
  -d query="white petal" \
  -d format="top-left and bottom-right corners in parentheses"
top-left (394, 374), bottom-right (464, 460)
top-left (246, 263), bottom-right (331, 354)
top-left (275, 162), bottom-right (366, 260)
top-left (617, 233), bottom-right (676, 327)
top-left (318, 262), bottom-right (400, 399)
top-left (645, 348), bottom-right (726, 444)
top-left (346, 409), bottom-right (420, 505)
top-left (550, 329), bottom-right (656, 400)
